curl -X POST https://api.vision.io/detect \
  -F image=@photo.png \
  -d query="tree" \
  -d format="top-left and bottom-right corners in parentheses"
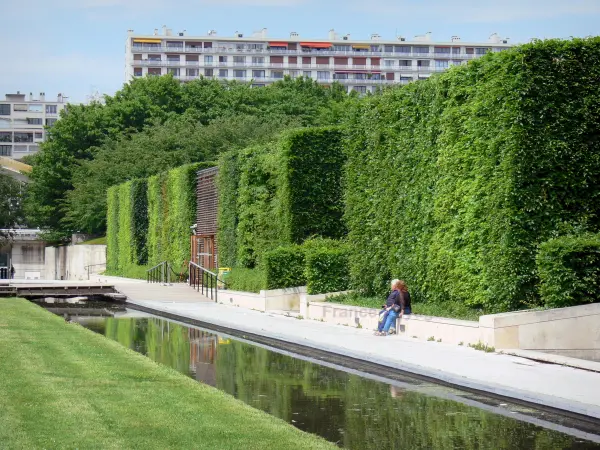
top-left (0, 173), bottom-right (25, 244)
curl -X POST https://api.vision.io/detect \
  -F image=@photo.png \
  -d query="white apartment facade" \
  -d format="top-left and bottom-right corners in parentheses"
top-left (125, 27), bottom-right (512, 93)
top-left (0, 92), bottom-right (66, 160)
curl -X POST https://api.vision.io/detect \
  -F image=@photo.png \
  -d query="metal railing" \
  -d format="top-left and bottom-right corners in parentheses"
top-left (188, 261), bottom-right (225, 302)
top-left (84, 262), bottom-right (106, 280)
top-left (147, 261), bottom-right (171, 284)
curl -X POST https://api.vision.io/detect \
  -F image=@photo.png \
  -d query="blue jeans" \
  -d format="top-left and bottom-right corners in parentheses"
top-left (382, 307), bottom-right (412, 333)
top-left (377, 310), bottom-right (389, 332)
top-left (382, 310), bottom-right (398, 332)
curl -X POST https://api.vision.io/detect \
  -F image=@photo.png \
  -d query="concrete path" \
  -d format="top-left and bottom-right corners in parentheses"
top-left (113, 280), bottom-right (600, 420)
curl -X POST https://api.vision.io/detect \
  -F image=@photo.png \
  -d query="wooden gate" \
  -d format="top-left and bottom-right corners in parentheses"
top-left (191, 234), bottom-right (216, 270)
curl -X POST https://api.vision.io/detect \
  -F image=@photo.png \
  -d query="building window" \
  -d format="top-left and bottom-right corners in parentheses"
top-left (452, 47), bottom-right (461, 55)
top-left (0, 132), bottom-right (11, 142)
top-left (233, 56), bottom-right (245, 65)
top-left (187, 68), bottom-right (199, 77)
top-left (0, 145), bottom-right (10, 156)
top-left (0, 120), bottom-right (9, 129)
top-left (398, 60), bottom-right (411, 67)
top-left (252, 57), bottom-right (264, 64)
top-left (167, 55), bottom-right (180, 62)
top-left (167, 68), bottom-right (180, 76)
top-left (204, 55), bottom-right (213, 64)
top-left (333, 73), bottom-right (348, 80)
top-left (289, 70), bottom-right (300, 78)
top-left (317, 71), bottom-right (330, 80)
top-left (248, 44), bottom-right (265, 50)
top-left (233, 70), bottom-right (246, 78)
top-left (435, 60), bottom-right (449, 69)
top-left (333, 45), bottom-right (351, 52)
top-left (219, 69), bottom-right (229, 78)
top-left (252, 70), bottom-right (265, 78)
top-left (219, 56), bottom-right (228, 63)
top-left (148, 54), bottom-right (161, 62)
top-left (28, 104), bottom-right (43, 112)
top-left (417, 60), bottom-right (430, 67)
top-left (14, 104), bottom-right (28, 112)
top-left (434, 47), bottom-right (451, 54)
top-left (0, 104), bottom-right (11, 115)
top-left (29, 145), bottom-right (39, 153)
top-left (452, 60), bottom-right (463, 66)
top-left (372, 73), bottom-right (382, 80)
top-left (475, 47), bottom-right (490, 55)
top-left (134, 68), bottom-right (143, 77)
top-left (204, 68), bottom-right (214, 77)
top-left (45, 118), bottom-right (58, 127)
top-left (354, 86), bottom-right (367, 94)
top-left (303, 71), bottom-right (312, 78)
top-left (354, 73), bottom-right (367, 80)
top-left (395, 46), bottom-right (411, 53)
top-left (384, 60), bottom-right (395, 67)
top-left (400, 76), bottom-right (413, 83)
top-left (148, 68), bottom-right (162, 76)
top-left (27, 118), bottom-right (42, 125)
top-left (14, 132), bottom-right (33, 143)
top-left (35, 132), bottom-right (43, 139)
top-left (272, 71), bottom-right (284, 79)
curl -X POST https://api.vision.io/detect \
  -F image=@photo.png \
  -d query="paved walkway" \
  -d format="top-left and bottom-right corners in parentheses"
top-left (112, 279), bottom-right (600, 420)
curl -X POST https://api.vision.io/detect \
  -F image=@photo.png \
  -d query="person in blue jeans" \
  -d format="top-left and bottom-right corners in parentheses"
top-left (375, 279), bottom-right (411, 336)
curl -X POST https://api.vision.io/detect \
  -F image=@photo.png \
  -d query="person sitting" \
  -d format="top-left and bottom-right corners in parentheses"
top-left (375, 279), bottom-right (403, 335)
top-left (377, 279), bottom-right (412, 336)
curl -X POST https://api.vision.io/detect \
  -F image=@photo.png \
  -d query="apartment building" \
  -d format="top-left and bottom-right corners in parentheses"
top-left (0, 92), bottom-right (66, 160)
top-left (125, 27), bottom-right (511, 93)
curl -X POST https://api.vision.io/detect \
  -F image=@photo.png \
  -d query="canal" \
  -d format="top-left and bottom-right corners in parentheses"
top-left (33, 299), bottom-right (600, 449)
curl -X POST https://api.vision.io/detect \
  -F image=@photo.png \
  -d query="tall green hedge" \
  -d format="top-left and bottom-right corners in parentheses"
top-left (303, 238), bottom-right (350, 295)
top-left (106, 186), bottom-right (119, 271)
top-left (217, 151), bottom-right (239, 267)
top-left (537, 234), bottom-right (600, 308)
top-left (108, 162), bottom-right (214, 276)
top-left (219, 127), bottom-right (345, 269)
top-left (117, 181), bottom-right (134, 270)
top-left (344, 38), bottom-right (600, 310)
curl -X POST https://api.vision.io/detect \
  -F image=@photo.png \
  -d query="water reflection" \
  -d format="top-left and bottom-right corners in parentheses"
top-left (81, 316), bottom-right (599, 450)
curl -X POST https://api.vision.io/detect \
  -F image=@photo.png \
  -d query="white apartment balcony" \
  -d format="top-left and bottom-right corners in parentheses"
top-left (135, 60), bottom-right (454, 74)
top-left (173, 75), bottom-right (399, 85)
top-left (132, 44), bottom-right (491, 59)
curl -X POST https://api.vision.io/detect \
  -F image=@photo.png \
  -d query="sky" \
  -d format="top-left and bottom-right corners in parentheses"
top-left (1, 0), bottom-right (599, 103)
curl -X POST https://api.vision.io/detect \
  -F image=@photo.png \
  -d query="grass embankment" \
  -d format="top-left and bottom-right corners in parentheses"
top-left (76, 236), bottom-right (107, 245)
top-left (0, 299), bottom-right (334, 449)
top-left (325, 293), bottom-right (486, 321)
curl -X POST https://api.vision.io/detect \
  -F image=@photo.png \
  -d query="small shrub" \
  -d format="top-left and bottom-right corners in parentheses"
top-left (427, 336), bottom-right (435, 342)
top-left (263, 245), bottom-right (306, 289)
top-left (225, 268), bottom-right (266, 293)
top-left (303, 238), bottom-right (350, 295)
top-left (469, 342), bottom-right (496, 353)
top-left (537, 234), bottom-right (600, 308)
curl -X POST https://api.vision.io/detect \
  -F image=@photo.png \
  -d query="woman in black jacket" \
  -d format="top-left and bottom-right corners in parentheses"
top-left (376, 279), bottom-right (411, 336)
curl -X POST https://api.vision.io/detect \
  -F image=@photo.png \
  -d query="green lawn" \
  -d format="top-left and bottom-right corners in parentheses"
top-left (0, 299), bottom-right (334, 450)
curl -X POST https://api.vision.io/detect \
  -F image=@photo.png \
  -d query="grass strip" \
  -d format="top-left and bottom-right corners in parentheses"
top-left (0, 298), bottom-right (334, 450)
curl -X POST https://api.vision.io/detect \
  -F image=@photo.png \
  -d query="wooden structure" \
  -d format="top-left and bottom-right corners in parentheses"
top-left (192, 167), bottom-right (219, 269)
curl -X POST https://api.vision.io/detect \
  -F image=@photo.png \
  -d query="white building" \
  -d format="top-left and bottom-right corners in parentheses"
top-left (0, 229), bottom-right (45, 280)
top-left (125, 27), bottom-right (512, 93)
top-left (0, 92), bottom-right (67, 160)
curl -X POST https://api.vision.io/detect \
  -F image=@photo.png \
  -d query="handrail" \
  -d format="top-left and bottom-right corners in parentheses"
top-left (188, 261), bottom-right (226, 302)
top-left (84, 262), bottom-right (107, 280)
top-left (147, 261), bottom-right (171, 285)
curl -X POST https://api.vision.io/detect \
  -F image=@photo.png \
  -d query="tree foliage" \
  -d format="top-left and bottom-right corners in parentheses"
top-left (0, 173), bottom-right (25, 244)
top-left (25, 76), bottom-right (351, 237)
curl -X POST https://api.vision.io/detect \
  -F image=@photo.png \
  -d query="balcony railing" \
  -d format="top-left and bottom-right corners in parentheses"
top-left (132, 44), bottom-right (493, 59)
top-left (134, 60), bottom-right (453, 73)
top-left (173, 75), bottom-right (400, 84)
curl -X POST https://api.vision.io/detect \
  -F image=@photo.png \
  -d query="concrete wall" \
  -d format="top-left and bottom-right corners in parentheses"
top-left (479, 303), bottom-right (600, 361)
top-left (219, 286), bottom-right (305, 312)
top-left (10, 241), bottom-right (46, 280)
top-left (44, 245), bottom-right (106, 280)
top-left (301, 295), bottom-right (600, 360)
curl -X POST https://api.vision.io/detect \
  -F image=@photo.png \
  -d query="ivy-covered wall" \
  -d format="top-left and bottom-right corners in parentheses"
top-left (218, 126), bottom-right (345, 269)
top-left (107, 163), bottom-right (212, 276)
top-left (106, 186), bottom-right (119, 272)
top-left (344, 38), bottom-right (600, 310)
